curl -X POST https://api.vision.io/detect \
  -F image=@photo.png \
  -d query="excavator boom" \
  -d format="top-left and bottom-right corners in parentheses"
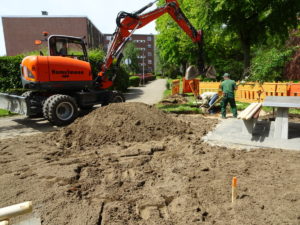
top-left (99, 0), bottom-right (203, 86)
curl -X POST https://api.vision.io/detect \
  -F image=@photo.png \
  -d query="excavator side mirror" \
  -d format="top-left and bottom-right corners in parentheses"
top-left (42, 31), bottom-right (49, 37)
top-left (34, 40), bottom-right (42, 45)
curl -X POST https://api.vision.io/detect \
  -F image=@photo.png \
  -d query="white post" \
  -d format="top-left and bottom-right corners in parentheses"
top-left (142, 50), bottom-right (145, 85)
top-left (274, 107), bottom-right (289, 139)
top-left (0, 202), bottom-right (32, 221)
top-left (0, 221), bottom-right (8, 225)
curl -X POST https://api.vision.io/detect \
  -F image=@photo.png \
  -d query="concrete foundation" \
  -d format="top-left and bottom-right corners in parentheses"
top-left (203, 118), bottom-right (300, 151)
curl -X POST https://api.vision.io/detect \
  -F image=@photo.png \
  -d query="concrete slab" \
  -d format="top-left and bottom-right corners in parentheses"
top-left (203, 118), bottom-right (300, 151)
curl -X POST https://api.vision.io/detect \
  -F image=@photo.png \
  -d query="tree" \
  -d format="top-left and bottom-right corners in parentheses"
top-left (156, 0), bottom-right (300, 79)
top-left (201, 0), bottom-right (300, 77)
top-left (122, 42), bottom-right (140, 74)
top-left (155, 0), bottom-right (244, 79)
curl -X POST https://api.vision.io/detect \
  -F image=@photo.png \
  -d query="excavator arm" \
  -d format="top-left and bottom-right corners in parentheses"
top-left (98, 0), bottom-right (203, 88)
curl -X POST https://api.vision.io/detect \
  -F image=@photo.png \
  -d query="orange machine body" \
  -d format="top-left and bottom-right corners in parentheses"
top-left (21, 56), bottom-right (94, 90)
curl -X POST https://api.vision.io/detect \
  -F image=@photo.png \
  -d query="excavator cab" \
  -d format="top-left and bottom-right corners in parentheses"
top-left (48, 35), bottom-right (88, 61)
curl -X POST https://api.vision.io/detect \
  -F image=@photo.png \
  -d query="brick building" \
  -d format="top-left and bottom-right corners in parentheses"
top-left (2, 16), bottom-right (104, 56)
top-left (104, 34), bottom-right (155, 73)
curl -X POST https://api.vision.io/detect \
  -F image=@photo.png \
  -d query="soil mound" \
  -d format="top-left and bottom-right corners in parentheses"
top-left (54, 102), bottom-right (191, 148)
top-left (160, 94), bottom-right (188, 105)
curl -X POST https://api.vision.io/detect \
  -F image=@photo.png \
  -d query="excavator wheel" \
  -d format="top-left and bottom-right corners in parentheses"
top-left (102, 91), bottom-right (125, 106)
top-left (21, 91), bottom-right (43, 118)
top-left (110, 91), bottom-right (125, 103)
top-left (47, 94), bottom-right (78, 126)
top-left (42, 95), bottom-right (57, 120)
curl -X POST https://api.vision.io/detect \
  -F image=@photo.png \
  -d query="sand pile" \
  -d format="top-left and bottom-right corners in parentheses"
top-left (53, 102), bottom-right (192, 148)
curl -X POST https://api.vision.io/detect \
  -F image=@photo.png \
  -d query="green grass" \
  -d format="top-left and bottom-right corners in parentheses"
top-left (235, 101), bottom-right (250, 111)
top-left (0, 109), bottom-right (14, 117)
top-left (157, 102), bottom-right (201, 114)
top-left (289, 108), bottom-right (300, 114)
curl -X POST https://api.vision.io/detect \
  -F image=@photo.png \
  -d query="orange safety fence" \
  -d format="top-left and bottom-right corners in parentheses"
top-left (199, 82), bottom-right (220, 94)
top-left (188, 79), bottom-right (200, 97)
top-left (171, 80), bottom-right (300, 103)
top-left (290, 83), bottom-right (300, 96)
top-left (171, 79), bottom-right (180, 95)
top-left (182, 78), bottom-right (200, 94)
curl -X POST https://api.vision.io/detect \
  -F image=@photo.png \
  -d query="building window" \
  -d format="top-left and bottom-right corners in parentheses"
top-left (147, 36), bottom-right (152, 41)
top-left (106, 36), bottom-right (112, 41)
top-left (148, 44), bottom-right (151, 48)
top-left (148, 60), bottom-right (152, 65)
top-left (147, 52), bottom-right (152, 57)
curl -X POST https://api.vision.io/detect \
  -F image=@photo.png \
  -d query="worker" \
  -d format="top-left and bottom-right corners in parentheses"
top-left (220, 73), bottom-right (237, 118)
top-left (199, 92), bottom-right (219, 114)
top-left (59, 42), bottom-right (68, 56)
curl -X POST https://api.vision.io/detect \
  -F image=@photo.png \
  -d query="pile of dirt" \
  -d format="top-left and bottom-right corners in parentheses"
top-left (52, 102), bottom-right (191, 148)
top-left (159, 94), bottom-right (188, 105)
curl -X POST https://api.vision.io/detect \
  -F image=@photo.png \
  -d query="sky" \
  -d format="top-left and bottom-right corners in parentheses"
top-left (0, 0), bottom-right (158, 56)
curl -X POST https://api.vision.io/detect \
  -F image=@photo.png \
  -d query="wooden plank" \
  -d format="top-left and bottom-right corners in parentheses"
top-left (238, 103), bottom-right (256, 119)
top-left (245, 103), bottom-right (262, 120)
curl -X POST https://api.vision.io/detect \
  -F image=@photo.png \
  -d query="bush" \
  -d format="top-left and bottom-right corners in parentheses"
top-left (129, 76), bottom-right (140, 87)
top-left (0, 55), bottom-right (24, 91)
top-left (88, 49), bottom-right (105, 77)
top-left (112, 66), bottom-right (130, 92)
top-left (249, 47), bottom-right (295, 82)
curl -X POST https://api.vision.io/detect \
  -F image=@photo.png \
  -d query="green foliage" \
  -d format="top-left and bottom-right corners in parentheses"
top-left (88, 49), bottom-right (106, 77)
top-left (122, 42), bottom-right (140, 74)
top-left (155, 0), bottom-right (300, 79)
top-left (106, 65), bottom-right (130, 92)
top-left (0, 55), bottom-right (24, 91)
top-left (249, 47), bottom-right (295, 82)
top-left (129, 76), bottom-right (140, 87)
top-left (0, 109), bottom-right (15, 117)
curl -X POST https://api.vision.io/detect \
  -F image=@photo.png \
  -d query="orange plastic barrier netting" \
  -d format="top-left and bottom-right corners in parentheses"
top-left (171, 80), bottom-right (299, 102)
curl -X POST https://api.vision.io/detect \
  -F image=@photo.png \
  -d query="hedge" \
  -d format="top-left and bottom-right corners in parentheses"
top-left (0, 55), bottom-right (24, 91)
top-left (129, 76), bottom-right (141, 87)
top-left (134, 73), bottom-right (156, 84)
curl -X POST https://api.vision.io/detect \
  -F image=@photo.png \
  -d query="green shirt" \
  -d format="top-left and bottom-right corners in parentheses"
top-left (221, 79), bottom-right (236, 97)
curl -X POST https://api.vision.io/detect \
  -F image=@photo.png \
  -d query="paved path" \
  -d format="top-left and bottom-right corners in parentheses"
top-left (124, 79), bottom-right (167, 105)
top-left (0, 79), bottom-right (167, 139)
top-left (0, 115), bottom-right (56, 139)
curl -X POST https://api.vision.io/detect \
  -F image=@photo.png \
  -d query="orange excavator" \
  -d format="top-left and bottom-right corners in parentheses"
top-left (0, 0), bottom-right (203, 126)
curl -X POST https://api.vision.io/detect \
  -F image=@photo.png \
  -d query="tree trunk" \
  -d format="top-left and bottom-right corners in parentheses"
top-left (241, 38), bottom-right (251, 79)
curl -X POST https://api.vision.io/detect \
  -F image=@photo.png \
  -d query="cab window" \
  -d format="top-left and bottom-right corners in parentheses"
top-left (49, 37), bottom-right (88, 61)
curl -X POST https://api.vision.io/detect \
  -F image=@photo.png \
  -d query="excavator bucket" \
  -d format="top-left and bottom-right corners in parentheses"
top-left (185, 65), bottom-right (199, 80)
top-left (0, 93), bottom-right (29, 115)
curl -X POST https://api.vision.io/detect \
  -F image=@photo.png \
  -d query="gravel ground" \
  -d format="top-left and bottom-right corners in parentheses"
top-left (0, 103), bottom-right (299, 225)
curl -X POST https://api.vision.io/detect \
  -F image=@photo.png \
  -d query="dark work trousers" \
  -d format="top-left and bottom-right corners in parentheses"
top-left (221, 95), bottom-right (237, 118)
top-left (208, 93), bottom-right (219, 114)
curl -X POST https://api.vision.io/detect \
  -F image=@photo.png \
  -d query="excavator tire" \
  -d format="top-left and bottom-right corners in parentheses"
top-left (42, 95), bottom-right (57, 120)
top-left (110, 91), bottom-right (125, 103)
top-left (102, 91), bottom-right (125, 106)
top-left (21, 91), bottom-right (43, 118)
top-left (47, 94), bottom-right (78, 126)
